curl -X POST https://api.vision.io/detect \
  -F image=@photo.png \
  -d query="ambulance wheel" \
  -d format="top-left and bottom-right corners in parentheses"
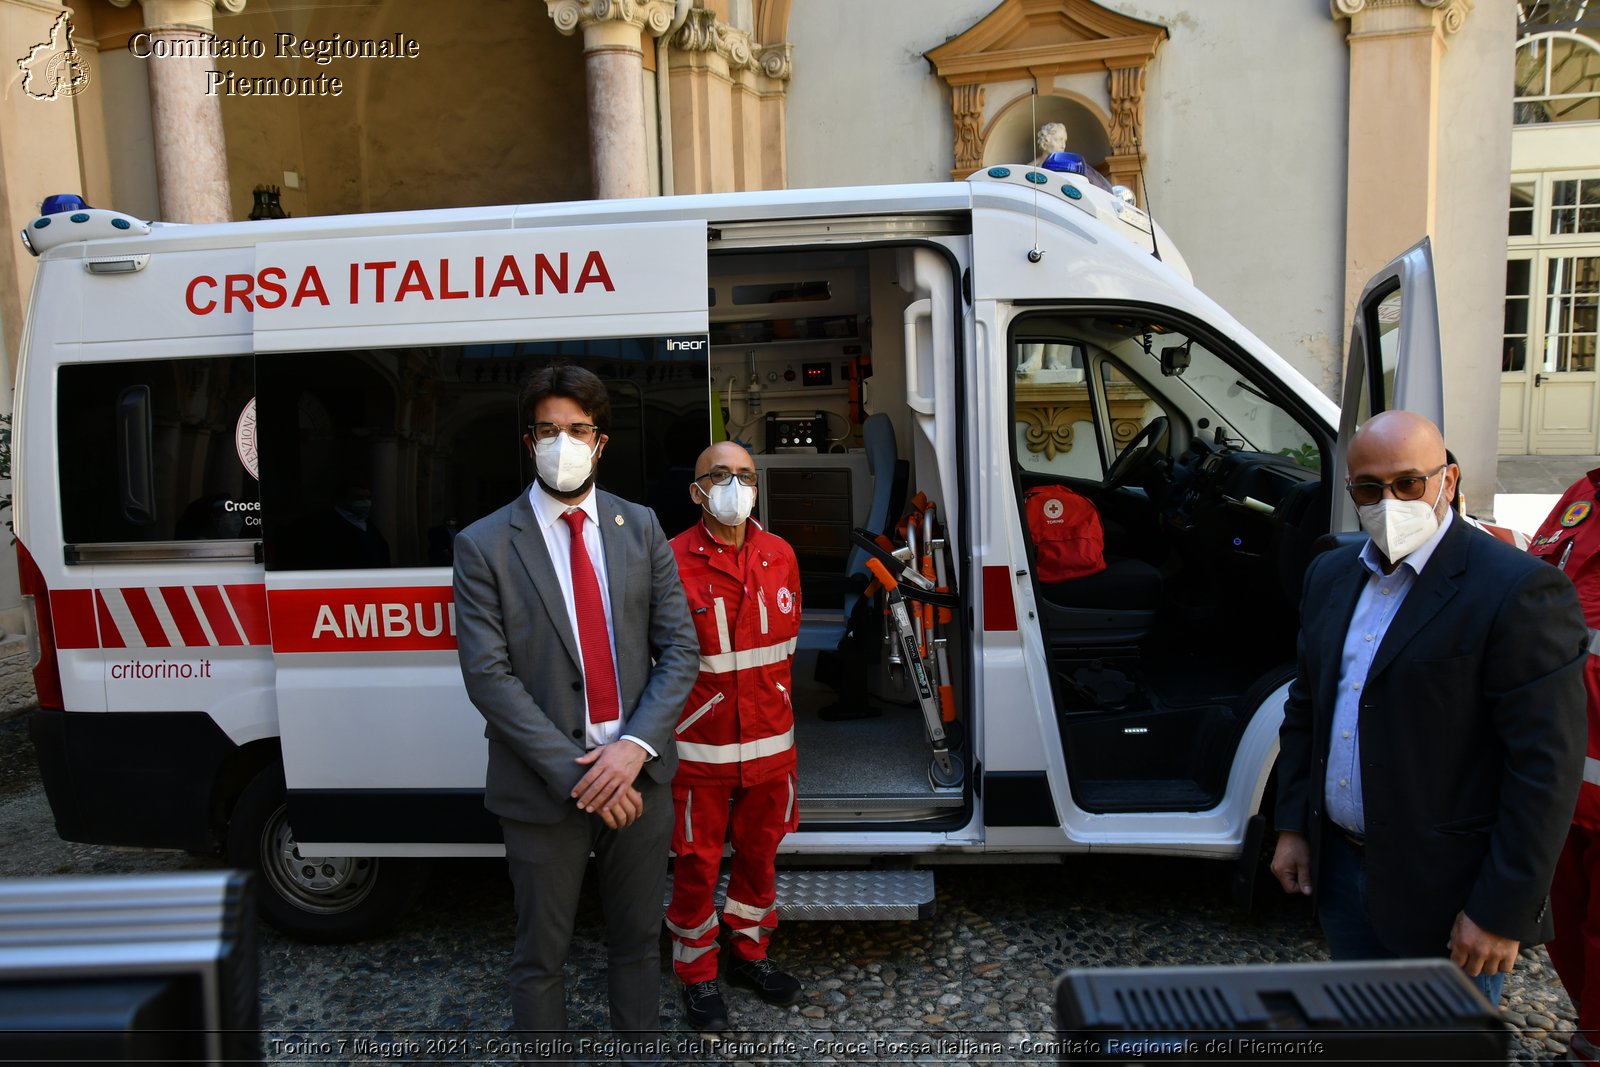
top-left (226, 765), bottom-right (429, 943)
top-left (928, 754), bottom-right (965, 790)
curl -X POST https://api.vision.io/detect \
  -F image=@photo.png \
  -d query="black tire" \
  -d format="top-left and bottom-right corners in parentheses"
top-left (225, 764), bottom-right (429, 943)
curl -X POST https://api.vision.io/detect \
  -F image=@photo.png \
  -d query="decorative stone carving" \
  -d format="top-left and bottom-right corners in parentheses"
top-left (546, 0), bottom-right (677, 38)
top-left (1018, 404), bottom-right (1078, 460)
top-left (756, 42), bottom-right (793, 81)
top-left (674, 7), bottom-right (720, 52)
top-left (1329, 0), bottom-right (1473, 36)
top-left (1106, 66), bottom-right (1144, 157)
top-left (952, 85), bottom-right (985, 176)
top-left (108, 0), bottom-right (246, 28)
top-left (672, 6), bottom-right (790, 80)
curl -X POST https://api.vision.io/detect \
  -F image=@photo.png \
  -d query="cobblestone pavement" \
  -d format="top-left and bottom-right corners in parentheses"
top-left (0, 710), bottom-right (1580, 1065)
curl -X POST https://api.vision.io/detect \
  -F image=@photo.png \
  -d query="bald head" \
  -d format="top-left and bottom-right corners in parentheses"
top-left (694, 442), bottom-right (755, 481)
top-left (689, 440), bottom-right (759, 535)
top-left (1346, 410), bottom-right (1456, 515)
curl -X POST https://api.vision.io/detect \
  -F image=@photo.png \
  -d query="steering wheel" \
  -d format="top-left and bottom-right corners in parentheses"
top-left (1104, 416), bottom-right (1170, 490)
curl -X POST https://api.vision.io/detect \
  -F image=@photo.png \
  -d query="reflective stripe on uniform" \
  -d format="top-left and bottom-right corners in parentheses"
top-left (1586, 756), bottom-right (1600, 788)
top-left (759, 588), bottom-right (769, 635)
top-left (672, 941), bottom-right (717, 963)
top-left (676, 693), bottom-right (723, 735)
top-left (785, 773), bottom-right (795, 824)
top-left (682, 789), bottom-right (693, 843)
top-left (1589, 628), bottom-right (1600, 657)
top-left (665, 910), bottom-right (719, 940)
top-left (714, 597), bottom-right (731, 654)
top-left (726, 895), bottom-right (774, 927)
top-left (677, 727), bottom-right (795, 766)
top-left (698, 637), bottom-right (797, 675)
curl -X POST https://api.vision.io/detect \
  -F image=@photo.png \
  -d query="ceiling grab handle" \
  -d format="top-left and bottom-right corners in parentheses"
top-left (903, 297), bottom-right (935, 415)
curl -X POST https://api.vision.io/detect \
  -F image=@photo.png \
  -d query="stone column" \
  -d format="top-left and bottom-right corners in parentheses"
top-left (1332, 0), bottom-right (1471, 329)
top-left (547, 0), bottom-right (678, 200)
top-left (109, 0), bottom-right (245, 223)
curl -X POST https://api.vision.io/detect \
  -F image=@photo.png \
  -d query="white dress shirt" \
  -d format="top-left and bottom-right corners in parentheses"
top-left (527, 484), bottom-right (655, 758)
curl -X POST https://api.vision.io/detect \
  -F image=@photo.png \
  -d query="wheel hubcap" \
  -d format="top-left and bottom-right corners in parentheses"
top-left (260, 803), bottom-right (378, 915)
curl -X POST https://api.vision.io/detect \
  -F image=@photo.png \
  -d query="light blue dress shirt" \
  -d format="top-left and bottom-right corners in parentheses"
top-left (1324, 509), bottom-right (1454, 836)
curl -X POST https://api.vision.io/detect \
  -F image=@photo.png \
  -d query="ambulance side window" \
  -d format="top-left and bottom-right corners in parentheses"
top-left (57, 357), bottom-right (259, 549)
top-left (256, 342), bottom-right (709, 570)
top-left (1012, 341), bottom-right (1105, 479)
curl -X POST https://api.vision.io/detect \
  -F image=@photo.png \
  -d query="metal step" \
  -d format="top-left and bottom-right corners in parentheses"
top-left (666, 868), bottom-right (935, 921)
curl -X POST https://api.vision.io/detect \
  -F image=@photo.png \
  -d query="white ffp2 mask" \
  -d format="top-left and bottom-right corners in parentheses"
top-left (699, 480), bottom-right (755, 527)
top-left (535, 433), bottom-right (598, 494)
top-left (1357, 478), bottom-right (1446, 563)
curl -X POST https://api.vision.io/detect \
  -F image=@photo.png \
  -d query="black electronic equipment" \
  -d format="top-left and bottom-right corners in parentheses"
top-left (1054, 958), bottom-right (1507, 1064)
top-left (0, 871), bottom-right (261, 1064)
top-left (765, 410), bottom-right (827, 454)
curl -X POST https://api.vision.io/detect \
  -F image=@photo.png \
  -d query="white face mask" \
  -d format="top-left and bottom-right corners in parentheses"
top-left (534, 432), bottom-right (598, 494)
top-left (1357, 475), bottom-right (1446, 563)
top-left (698, 480), bottom-right (755, 527)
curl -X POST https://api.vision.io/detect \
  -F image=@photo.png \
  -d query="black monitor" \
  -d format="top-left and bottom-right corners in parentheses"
top-left (1054, 958), bottom-right (1508, 1064)
top-left (0, 871), bottom-right (260, 1064)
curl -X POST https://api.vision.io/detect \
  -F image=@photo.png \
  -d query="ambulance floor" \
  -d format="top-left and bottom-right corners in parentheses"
top-left (791, 668), bottom-right (962, 817)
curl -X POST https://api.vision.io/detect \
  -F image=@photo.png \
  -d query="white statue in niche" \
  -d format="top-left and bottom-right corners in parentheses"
top-left (1016, 342), bottom-right (1084, 383)
top-left (1032, 122), bottom-right (1068, 165)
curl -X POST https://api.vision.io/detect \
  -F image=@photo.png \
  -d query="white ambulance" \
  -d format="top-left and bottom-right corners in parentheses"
top-left (14, 169), bottom-right (1439, 940)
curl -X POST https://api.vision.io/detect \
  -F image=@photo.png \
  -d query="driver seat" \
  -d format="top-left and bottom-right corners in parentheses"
top-left (1036, 555), bottom-right (1162, 645)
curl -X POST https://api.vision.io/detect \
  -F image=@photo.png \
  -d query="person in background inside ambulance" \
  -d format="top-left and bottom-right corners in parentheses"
top-left (317, 481), bottom-right (390, 568)
top-left (1529, 475), bottom-right (1600, 1064)
top-left (667, 441), bottom-right (805, 1033)
top-left (453, 364), bottom-right (698, 1064)
top-left (1271, 410), bottom-right (1586, 1005)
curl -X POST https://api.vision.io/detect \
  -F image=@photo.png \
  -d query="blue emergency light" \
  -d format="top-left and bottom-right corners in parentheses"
top-left (1040, 152), bottom-right (1114, 193)
top-left (39, 194), bottom-right (90, 215)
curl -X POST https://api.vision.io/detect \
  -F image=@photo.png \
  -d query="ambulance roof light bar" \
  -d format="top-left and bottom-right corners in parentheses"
top-left (20, 193), bottom-right (152, 257)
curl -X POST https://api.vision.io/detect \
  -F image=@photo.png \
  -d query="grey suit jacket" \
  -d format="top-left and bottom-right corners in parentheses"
top-left (453, 486), bottom-right (699, 824)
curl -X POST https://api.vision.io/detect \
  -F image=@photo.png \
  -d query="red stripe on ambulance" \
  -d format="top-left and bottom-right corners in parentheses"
top-left (159, 586), bottom-right (210, 647)
top-left (49, 585), bottom-right (271, 649)
top-left (48, 589), bottom-right (98, 650)
top-left (267, 587), bottom-right (456, 653)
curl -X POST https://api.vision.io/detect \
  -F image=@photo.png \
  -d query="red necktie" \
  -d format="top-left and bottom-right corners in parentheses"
top-left (562, 508), bottom-right (620, 724)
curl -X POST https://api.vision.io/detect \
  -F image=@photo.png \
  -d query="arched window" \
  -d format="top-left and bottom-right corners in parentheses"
top-left (1515, 31), bottom-right (1600, 124)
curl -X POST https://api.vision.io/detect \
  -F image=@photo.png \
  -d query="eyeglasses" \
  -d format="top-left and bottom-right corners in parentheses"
top-left (530, 421), bottom-right (600, 442)
top-left (695, 470), bottom-right (759, 488)
top-left (1345, 463), bottom-right (1447, 506)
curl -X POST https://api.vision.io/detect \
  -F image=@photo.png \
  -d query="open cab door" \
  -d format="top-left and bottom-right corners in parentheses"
top-left (1331, 237), bottom-right (1445, 532)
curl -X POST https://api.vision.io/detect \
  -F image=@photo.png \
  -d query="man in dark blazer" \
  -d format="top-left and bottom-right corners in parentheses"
top-left (1271, 409), bottom-right (1587, 1004)
top-left (453, 364), bottom-right (698, 1063)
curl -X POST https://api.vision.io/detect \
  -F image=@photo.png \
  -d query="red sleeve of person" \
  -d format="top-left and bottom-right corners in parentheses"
top-left (1024, 485), bottom-right (1106, 582)
top-left (1530, 469), bottom-right (1600, 834)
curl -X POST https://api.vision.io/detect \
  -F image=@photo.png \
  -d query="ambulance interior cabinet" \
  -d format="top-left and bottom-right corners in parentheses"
top-left (754, 454), bottom-right (871, 613)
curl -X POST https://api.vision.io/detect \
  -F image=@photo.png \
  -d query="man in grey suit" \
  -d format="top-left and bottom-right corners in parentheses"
top-left (453, 364), bottom-right (698, 1063)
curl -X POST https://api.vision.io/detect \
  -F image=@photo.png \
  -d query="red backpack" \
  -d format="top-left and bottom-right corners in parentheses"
top-left (1024, 485), bottom-right (1106, 582)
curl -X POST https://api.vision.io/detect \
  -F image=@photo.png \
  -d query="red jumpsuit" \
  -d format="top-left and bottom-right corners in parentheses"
top-left (1529, 471), bottom-right (1600, 1047)
top-left (665, 520), bottom-right (801, 983)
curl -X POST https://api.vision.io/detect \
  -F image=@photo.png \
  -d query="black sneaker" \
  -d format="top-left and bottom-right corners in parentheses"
top-left (680, 980), bottom-right (729, 1032)
top-left (726, 957), bottom-right (803, 1006)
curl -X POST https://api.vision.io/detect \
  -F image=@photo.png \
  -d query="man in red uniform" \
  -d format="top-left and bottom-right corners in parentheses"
top-left (667, 441), bottom-right (804, 1032)
top-left (1530, 474), bottom-right (1600, 1064)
